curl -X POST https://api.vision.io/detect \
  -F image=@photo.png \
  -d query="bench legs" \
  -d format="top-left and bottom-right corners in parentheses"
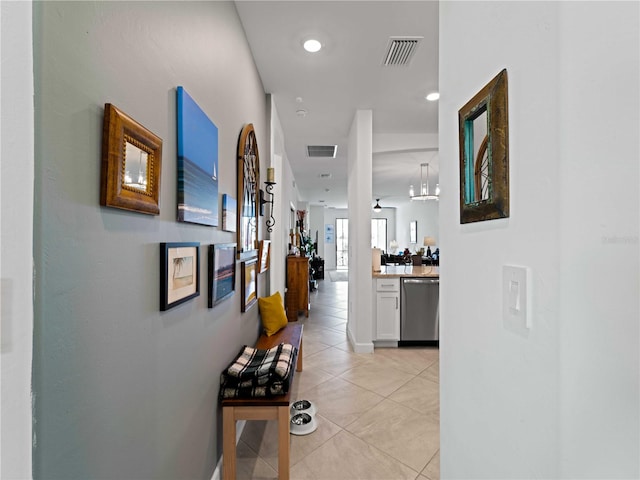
top-left (222, 405), bottom-right (290, 480)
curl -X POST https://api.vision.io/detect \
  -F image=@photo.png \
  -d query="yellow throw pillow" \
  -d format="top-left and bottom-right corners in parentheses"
top-left (258, 291), bottom-right (288, 336)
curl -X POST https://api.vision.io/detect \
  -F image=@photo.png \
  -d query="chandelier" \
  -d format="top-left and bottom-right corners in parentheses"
top-left (409, 162), bottom-right (439, 201)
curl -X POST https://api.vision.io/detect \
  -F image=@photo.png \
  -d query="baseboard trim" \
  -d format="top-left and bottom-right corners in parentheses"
top-left (347, 328), bottom-right (374, 353)
top-left (210, 420), bottom-right (246, 480)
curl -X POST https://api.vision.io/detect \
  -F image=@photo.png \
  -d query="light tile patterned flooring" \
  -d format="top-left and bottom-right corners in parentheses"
top-left (233, 276), bottom-right (440, 479)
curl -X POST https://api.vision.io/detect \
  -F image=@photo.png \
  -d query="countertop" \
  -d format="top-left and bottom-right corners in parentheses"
top-left (372, 265), bottom-right (439, 278)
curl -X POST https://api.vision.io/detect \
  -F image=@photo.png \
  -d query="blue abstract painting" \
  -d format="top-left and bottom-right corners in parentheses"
top-left (177, 86), bottom-right (218, 226)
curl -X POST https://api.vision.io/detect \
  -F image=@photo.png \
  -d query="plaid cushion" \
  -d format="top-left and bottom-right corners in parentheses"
top-left (220, 343), bottom-right (297, 399)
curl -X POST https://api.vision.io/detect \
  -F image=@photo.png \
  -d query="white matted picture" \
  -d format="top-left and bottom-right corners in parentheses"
top-left (258, 240), bottom-right (271, 273)
top-left (410, 220), bottom-right (417, 244)
top-left (160, 242), bottom-right (200, 311)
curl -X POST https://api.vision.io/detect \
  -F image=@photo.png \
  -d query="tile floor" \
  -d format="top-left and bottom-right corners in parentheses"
top-left (233, 275), bottom-right (440, 479)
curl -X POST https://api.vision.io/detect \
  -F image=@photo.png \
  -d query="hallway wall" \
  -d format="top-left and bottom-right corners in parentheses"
top-left (32, 2), bottom-right (268, 478)
top-left (440, 1), bottom-right (638, 478)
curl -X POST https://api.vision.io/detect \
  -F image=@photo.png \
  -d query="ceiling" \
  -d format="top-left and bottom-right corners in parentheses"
top-left (234, 1), bottom-right (439, 209)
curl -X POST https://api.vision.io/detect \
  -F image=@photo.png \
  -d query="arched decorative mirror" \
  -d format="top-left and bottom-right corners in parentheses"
top-left (458, 69), bottom-right (509, 224)
top-left (236, 124), bottom-right (260, 259)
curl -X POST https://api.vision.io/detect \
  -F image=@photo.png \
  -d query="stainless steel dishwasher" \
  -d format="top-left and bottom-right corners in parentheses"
top-left (400, 277), bottom-right (439, 345)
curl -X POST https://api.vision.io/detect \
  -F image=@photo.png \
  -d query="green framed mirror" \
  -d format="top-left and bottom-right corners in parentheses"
top-left (458, 69), bottom-right (509, 224)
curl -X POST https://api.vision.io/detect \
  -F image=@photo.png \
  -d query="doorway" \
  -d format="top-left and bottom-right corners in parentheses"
top-left (336, 218), bottom-right (348, 269)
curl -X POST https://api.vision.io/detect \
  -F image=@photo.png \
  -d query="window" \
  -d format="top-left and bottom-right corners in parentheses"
top-left (371, 218), bottom-right (387, 252)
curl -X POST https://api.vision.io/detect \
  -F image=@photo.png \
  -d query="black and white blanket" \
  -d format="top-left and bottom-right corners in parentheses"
top-left (220, 343), bottom-right (297, 399)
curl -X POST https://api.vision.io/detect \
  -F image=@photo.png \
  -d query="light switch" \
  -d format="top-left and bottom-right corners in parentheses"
top-left (503, 265), bottom-right (531, 337)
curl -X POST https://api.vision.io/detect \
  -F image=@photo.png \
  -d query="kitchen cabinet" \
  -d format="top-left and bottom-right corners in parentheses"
top-left (285, 256), bottom-right (309, 322)
top-left (374, 278), bottom-right (400, 341)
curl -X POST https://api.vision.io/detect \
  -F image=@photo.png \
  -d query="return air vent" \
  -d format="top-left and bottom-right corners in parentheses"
top-left (382, 37), bottom-right (422, 66)
top-left (307, 145), bottom-right (337, 158)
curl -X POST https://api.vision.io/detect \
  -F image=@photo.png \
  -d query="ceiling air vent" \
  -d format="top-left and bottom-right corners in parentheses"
top-left (307, 145), bottom-right (337, 158)
top-left (382, 36), bottom-right (423, 66)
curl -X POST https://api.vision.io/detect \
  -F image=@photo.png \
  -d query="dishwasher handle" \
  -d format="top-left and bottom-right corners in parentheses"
top-left (402, 278), bottom-right (439, 285)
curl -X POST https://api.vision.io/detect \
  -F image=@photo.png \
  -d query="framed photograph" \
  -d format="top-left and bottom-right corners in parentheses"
top-left (160, 242), bottom-right (200, 311)
top-left (237, 124), bottom-right (260, 260)
top-left (258, 240), bottom-right (271, 273)
top-left (177, 86), bottom-right (219, 226)
top-left (221, 194), bottom-right (237, 232)
top-left (410, 220), bottom-right (417, 244)
top-left (208, 243), bottom-right (236, 308)
top-left (100, 103), bottom-right (163, 215)
top-left (241, 259), bottom-right (258, 312)
top-left (458, 68), bottom-right (509, 223)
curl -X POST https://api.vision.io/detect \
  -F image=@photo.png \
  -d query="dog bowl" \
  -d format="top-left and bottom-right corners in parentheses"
top-left (290, 413), bottom-right (318, 436)
top-left (290, 399), bottom-right (317, 417)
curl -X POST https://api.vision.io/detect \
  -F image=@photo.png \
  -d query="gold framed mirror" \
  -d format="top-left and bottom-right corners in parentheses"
top-left (236, 124), bottom-right (260, 259)
top-left (458, 69), bottom-right (509, 224)
top-left (100, 104), bottom-right (162, 215)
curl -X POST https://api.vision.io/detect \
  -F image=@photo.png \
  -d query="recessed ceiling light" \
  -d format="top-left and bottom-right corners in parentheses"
top-left (296, 109), bottom-right (307, 117)
top-left (426, 92), bottom-right (440, 101)
top-left (303, 39), bottom-right (322, 53)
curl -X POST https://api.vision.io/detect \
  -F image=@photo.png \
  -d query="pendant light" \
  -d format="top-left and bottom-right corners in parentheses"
top-left (410, 163), bottom-right (439, 201)
top-left (373, 198), bottom-right (382, 212)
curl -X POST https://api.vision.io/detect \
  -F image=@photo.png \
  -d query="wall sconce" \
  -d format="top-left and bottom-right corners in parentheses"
top-left (260, 167), bottom-right (276, 232)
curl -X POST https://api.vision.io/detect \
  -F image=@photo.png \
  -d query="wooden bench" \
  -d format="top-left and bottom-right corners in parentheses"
top-left (221, 323), bottom-right (303, 480)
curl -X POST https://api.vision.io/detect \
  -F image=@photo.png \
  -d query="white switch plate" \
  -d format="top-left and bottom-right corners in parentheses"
top-left (503, 265), bottom-right (531, 337)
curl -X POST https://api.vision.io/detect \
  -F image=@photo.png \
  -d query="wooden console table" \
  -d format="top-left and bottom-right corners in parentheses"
top-left (285, 256), bottom-right (309, 322)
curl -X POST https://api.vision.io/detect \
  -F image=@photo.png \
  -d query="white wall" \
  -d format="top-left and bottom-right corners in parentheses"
top-left (557, 2), bottom-right (639, 477)
top-left (0, 2), bottom-right (34, 478)
top-left (440, 1), bottom-right (639, 478)
top-left (395, 200), bottom-right (439, 253)
top-left (440, 2), bottom-right (562, 478)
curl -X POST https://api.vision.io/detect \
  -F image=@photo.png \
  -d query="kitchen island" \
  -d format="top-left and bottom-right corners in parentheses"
top-left (373, 265), bottom-right (439, 278)
top-left (372, 265), bottom-right (439, 345)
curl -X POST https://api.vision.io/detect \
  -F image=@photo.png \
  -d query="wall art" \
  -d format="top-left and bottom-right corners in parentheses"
top-left (100, 103), bottom-right (162, 215)
top-left (241, 259), bottom-right (258, 312)
top-left (236, 124), bottom-right (259, 259)
top-left (458, 69), bottom-right (509, 223)
top-left (221, 194), bottom-right (237, 232)
top-left (258, 240), bottom-right (271, 274)
top-left (160, 242), bottom-right (200, 311)
top-left (177, 86), bottom-right (219, 226)
top-left (208, 243), bottom-right (236, 308)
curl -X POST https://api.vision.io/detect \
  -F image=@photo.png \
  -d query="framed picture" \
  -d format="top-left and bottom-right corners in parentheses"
top-left (100, 103), bottom-right (163, 215)
top-left (221, 194), bottom-right (237, 232)
top-left (177, 86), bottom-right (219, 226)
top-left (410, 220), bottom-right (417, 244)
top-left (208, 243), bottom-right (236, 308)
top-left (160, 242), bottom-right (200, 311)
top-left (241, 259), bottom-right (258, 312)
top-left (258, 240), bottom-right (271, 273)
top-left (237, 124), bottom-right (260, 260)
top-left (458, 68), bottom-right (509, 223)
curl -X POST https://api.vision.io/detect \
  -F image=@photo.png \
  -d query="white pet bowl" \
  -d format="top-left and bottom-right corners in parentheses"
top-left (290, 399), bottom-right (317, 417)
top-left (290, 413), bottom-right (318, 436)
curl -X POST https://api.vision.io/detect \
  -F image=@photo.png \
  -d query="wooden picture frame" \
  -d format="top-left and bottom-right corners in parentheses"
top-left (100, 104), bottom-right (162, 215)
top-left (241, 259), bottom-right (258, 312)
top-left (160, 242), bottom-right (200, 311)
top-left (236, 124), bottom-right (260, 260)
top-left (258, 240), bottom-right (271, 273)
top-left (458, 68), bottom-right (509, 224)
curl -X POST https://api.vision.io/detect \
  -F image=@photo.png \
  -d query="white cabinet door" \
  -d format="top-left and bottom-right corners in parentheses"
top-left (376, 291), bottom-right (400, 340)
